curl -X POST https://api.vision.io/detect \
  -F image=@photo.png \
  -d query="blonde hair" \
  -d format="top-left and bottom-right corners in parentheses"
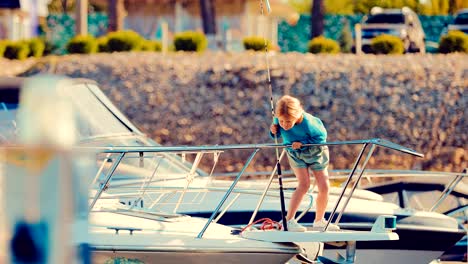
top-left (275, 95), bottom-right (303, 119)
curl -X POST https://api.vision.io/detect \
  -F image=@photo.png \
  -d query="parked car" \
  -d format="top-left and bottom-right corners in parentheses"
top-left (447, 8), bottom-right (468, 34)
top-left (357, 6), bottom-right (426, 53)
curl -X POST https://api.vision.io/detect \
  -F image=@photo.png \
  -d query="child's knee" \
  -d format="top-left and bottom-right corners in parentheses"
top-left (317, 183), bottom-right (329, 194)
top-left (296, 184), bottom-right (309, 194)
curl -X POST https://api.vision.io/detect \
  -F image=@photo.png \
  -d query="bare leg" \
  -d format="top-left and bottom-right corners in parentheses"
top-left (312, 169), bottom-right (330, 221)
top-left (286, 167), bottom-right (310, 220)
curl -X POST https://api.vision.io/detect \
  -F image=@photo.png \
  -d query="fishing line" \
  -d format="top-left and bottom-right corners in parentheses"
top-left (259, 0), bottom-right (288, 231)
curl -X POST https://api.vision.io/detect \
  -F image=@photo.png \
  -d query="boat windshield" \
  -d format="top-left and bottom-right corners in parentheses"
top-left (0, 83), bottom-right (133, 143)
top-left (0, 82), bottom-right (199, 181)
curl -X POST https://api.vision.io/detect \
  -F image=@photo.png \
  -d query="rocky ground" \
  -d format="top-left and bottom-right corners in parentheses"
top-left (2, 52), bottom-right (466, 173)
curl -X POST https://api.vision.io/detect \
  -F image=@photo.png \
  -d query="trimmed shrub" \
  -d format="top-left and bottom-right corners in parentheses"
top-left (3, 41), bottom-right (30, 60)
top-left (438, 31), bottom-right (468, 54)
top-left (106, 30), bottom-right (144, 52)
top-left (97, 36), bottom-right (109, 52)
top-left (370, 34), bottom-right (404, 54)
top-left (66, 35), bottom-right (97, 54)
top-left (0, 41), bottom-right (6, 57)
top-left (307, 36), bottom-right (340, 54)
top-left (243, 36), bottom-right (271, 51)
top-left (173, 31), bottom-right (207, 52)
top-left (141, 40), bottom-right (162, 52)
top-left (26, 38), bottom-right (45, 57)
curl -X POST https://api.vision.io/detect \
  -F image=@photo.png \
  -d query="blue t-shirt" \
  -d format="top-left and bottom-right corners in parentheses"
top-left (270, 112), bottom-right (327, 149)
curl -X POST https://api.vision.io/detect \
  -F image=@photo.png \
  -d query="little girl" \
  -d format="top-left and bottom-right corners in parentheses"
top-left (270, 95), bottom-right (339, 232)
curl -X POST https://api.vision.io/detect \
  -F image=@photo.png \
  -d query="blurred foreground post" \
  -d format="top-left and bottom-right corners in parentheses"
top-left (0, 76), bottom-right (92, 264)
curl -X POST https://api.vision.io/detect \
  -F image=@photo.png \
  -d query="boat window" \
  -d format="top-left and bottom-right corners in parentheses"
top-left (380, 192), bottom-right (399, 206)
top-left (92, 152), bottom-right (199, 190)
top-left (406, 190), bottom-right (464, 212)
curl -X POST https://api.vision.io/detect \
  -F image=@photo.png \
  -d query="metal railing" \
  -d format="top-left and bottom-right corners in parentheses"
top-left (83, 138), bottom-right (424, 238)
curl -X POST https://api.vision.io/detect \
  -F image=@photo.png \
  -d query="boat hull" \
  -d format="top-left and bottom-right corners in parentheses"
top-left (92, 250), bottom-right (297, 264)
top-left (186, 211), bottom-right (465, 264)
top-left (322, 249), bottom-right (445, 264)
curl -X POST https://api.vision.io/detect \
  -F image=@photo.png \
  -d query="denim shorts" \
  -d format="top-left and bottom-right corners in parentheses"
top-left (286, 146), bottom-right (329, 171)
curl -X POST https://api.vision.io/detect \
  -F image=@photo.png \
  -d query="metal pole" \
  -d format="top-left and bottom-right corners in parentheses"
top-left (91, 153), bottom-right (112, 186)
top-left (88, 152), bottom-right (125, 211)
top-left (335, 144), bottom-right (376, 224)
top-left (324, 143), bottom-right (368, 231)
top-left (259, 0), bottom-right (288, 231)
top-left (248, 149), bottom-right (286, 225)
top-left (197, 149), bottom-right (259, 238)
top-left (430, 168), bottom-right (467, 212)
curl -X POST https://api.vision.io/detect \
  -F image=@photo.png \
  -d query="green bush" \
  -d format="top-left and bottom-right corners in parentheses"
top-left (106, 30), bottom-right (144, 52)
top-left (173, 31), bottom-right (207, 52)
top-left (370, 34), bottom-right (404, 54)
top-left (25, 38), bottom-right (45, 57)
top-left (307, 36), bottom-right (340, 54)
top-left (0, 41), bottom-right (6, 57)
top-left (66, 35), bottom-right (97, 54)
top-left (141, 40), bottom-right (162, 52)
top-left (438, 31), bottom-right (468, 54)
top-left (242, 36), bottom-right (271, 51)
top-left (97, 36), bottom-right (109, 52)
top-left (3, 41), bottom-right (30, 60)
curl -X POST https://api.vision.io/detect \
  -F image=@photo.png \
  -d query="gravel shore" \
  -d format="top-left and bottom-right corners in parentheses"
top-left (2, 52), bottom-right (466, 173)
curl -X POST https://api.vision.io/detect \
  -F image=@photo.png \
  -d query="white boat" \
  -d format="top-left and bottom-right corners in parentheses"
top-left (0, 76), bottom-right (401, 264)
top-left (361, 170), bottom-right (468, 262)
top-left (90, 141), bottom-right (465, 264)
top-left (89, 210), bottom-right (302, 264)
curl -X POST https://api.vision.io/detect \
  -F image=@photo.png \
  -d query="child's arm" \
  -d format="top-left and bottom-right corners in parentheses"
top-left (269, 124), bottom-right (281, 138)
top-left (269, 117), bottom-right (281, 138)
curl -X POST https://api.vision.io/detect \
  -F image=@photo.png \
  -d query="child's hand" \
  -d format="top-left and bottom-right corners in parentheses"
top-left (270, 124), bottom-right (279, 134)
top-left (292, 142), bottom-right (302, 149)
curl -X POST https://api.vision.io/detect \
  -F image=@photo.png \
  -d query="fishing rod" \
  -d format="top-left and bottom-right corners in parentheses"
top-left (259, 0), bottom-right (288, 231)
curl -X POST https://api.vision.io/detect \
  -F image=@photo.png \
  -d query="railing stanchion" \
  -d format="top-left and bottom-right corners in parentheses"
top-left (89, 152), bottom-right (125, 211)
top-left (197, 149), bottom-right (259, 238)
top-left (324, 143), bottom-right (368, 231)
top-left (430, 168), bottom-right (467, 212)
top-left (248, 149), bottom-right (286, 225)
top-left (335, 144), bottom-right (376, 225)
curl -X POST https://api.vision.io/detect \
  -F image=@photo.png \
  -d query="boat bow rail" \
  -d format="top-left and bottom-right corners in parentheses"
top-left (81, 138), bottom-right (423, 239)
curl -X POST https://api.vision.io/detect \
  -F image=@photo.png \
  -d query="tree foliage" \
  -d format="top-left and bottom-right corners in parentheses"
top-left (288, 0), bottom-right (468, 14)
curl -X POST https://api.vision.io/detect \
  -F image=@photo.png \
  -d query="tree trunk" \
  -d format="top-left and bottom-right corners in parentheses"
top-left (448, 0), bottom-right (456, 14)
top-left (61, 0), bottom-right (68, 13)
top-left (108, 0), bottom-right (125, 32)
top-left (311, 0), bottom-right (325, 39)
top-left (199, 0), bottom-right (217, 35)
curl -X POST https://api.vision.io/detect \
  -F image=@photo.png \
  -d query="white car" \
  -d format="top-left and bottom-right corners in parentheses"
top-left (358, 6), bottom-right (426, 53)
top-left (448, 8), bottom-right (468, 34)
